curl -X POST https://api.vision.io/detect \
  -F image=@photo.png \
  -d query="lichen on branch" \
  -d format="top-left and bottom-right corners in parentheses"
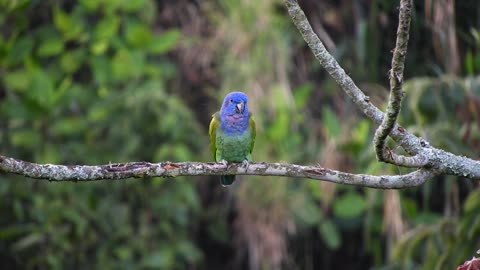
top-left (0, 156), bottom-right (434, 189)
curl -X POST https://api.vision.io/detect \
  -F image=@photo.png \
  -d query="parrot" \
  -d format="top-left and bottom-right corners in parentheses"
top-left (209, 91), bottom-right (256, 186)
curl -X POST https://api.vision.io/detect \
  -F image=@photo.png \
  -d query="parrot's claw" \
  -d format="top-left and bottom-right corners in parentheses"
top-left (242, 160), bottom-right (250, 171)
top-left (219, 159), bottom-right (228, 167)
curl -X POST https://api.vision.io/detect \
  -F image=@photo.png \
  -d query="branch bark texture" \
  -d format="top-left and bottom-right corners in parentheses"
top-left (0, 156), bottom-right (435, 189)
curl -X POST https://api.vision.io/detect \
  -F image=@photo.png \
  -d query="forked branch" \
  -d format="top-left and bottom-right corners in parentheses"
top-left (285, 0), bottom-right (480, 179)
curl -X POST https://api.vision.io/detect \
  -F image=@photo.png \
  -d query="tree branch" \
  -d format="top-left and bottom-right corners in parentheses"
top-left (0, 156), bottom-right (436, 189)
top-left (374, 0), bottom-right (412, 163)
top-left (284, 0), bottom-right (480, 180)
top-left (0, 1), bottom-right (479, 188)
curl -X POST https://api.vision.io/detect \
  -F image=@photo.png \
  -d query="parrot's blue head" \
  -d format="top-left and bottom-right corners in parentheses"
top-left (219, 91), bottom-right (250, 134)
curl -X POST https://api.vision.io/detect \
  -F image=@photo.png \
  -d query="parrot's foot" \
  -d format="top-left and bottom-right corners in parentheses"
top-left (242, 160), bottom-right (250, 171)
top-left (219, 159), bottom-right (228, 167)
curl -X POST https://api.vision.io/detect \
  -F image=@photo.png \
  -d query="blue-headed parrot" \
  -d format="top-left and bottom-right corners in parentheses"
top-left (209, 91), bottom-right (256, 186)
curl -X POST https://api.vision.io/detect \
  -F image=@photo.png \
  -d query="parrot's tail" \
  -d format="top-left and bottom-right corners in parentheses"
top-left (220, 175), bottom-right (235, 186)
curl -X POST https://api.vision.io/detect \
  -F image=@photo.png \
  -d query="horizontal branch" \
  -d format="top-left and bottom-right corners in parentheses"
top-left (0, 156), bottom-right (436, 189)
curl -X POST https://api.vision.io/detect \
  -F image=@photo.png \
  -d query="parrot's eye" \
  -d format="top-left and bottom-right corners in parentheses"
top-left (230, 99), bottom-right (234, 103)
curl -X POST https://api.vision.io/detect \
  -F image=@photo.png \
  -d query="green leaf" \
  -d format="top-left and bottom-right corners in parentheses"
top-left (3, 69), bottom-right (31, 91)
top-left (112, 50), bottom-right (133, 79)
top-left (319, 220), bottom-right (341, 250)
top-left (53, 7), bottom-right (86, 40)
top-left (402, 198), bottom-right (418, 220)
top-left (351, 120), bottom-right (370, 145)
top-left (62, 207), bottom-right (88, 236)
top-left (117, 0), bottom-right (147, 12)
top-left (28, 69), bottom-right (55, 108)
top-left (293, 82), bottom-right (313, 109)
top-left (176, 241), bottom-right (202, 263)
top-left (1, 0), bottom-right (29, 11)
top-left (149, 29), bottom-right (181, 54)
top-left (1, 99), bottom-right (32, 120)
top-left (37, 36), bottom-right (64, 57)
top-left (125, 21), bottom-right (153, 48)
top-left (322, 107), bottom-right (342, 140)
top-left (90, 40), bottom-right (109, 55)
top-left (12, 233), bottom-right (44, 251)
top-left (412, 212), bottom-right (441, 225)
top-left (333, 192), bottom-right (367, 219)
top-left (53, 8), bottom-right (71, 33)
top-left (114, 246), bottom-right (133, 260)
top-left (79, 0), bottom-right (100, 11)
top-left (268, 110), bottom-right (289, 142)
top-left (88, 103), bottom-right (110, 122)
top-left (306, 181), bottom-right (322, 201)
top-left (294, 199), bottom-right (322, 225)
top-left (50, 117), bottom-right (86, 136)
top-left (464, 190), bottom-right (480, 214)
top-left (7, 35), bottom-right (33, 65)
top-left (0, 225), bottom-right (34, 239)
top-left (141, 250), bottom-right (174, 269)
top-left (111, 49), bottom-right (145, 80)
top-left (155, 143), bottom-right (193, 162)
top-left (39, 144), bottom-right (60, 163)
top-left (465, 50), bottom-right (474, 75)
top-left (95, 16), bottom-right (120, 40)
top-left (89, 56), bottom-right (111, 85)
top-left (10, 130), bottom-right (42, 148)
top-left (475, 51), bottom-right (480, 74)
top-left (60, 49), bottom-right (85, 73)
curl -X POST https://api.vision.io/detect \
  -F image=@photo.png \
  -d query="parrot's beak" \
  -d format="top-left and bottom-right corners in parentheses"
top-left (235, 102), bottom-right (245, 114)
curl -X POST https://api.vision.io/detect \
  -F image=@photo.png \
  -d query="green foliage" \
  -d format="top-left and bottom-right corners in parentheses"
top-left (387, 189), bottom-right (480, 270)
top-left (401, 76), bottom-right (480, 156)
top-left (0, 1), bottom-right (203, 269)
top-left (322, 107), bottom-right (342, 140)
top-left (465, 28), bottom-right (480, 75)
top-left (374, 76), bottom-right (480, 269)
top-left (333, 192), bottom-right (367, 219)
top-left (319, 220), bottom-right (341, 250)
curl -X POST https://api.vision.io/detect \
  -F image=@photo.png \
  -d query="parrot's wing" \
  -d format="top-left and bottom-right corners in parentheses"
top-left (209, 112), bottom-right (220, 160)
top-left (248, 112), bottom-right (256, 154)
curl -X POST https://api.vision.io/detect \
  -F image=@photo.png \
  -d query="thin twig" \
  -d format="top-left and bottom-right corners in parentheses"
top-left (374, 0), bottom-right (412, 163)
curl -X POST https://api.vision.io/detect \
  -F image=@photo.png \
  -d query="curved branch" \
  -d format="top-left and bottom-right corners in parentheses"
top-left (382, 150), bottom-right (429, 168)
top-left (284, 0), bottom-right (421, 155)
top-left (0, 156), bottom-right (435, 189)
top-left (285, 0), bottom-right (480, 179)
top-left (374, 0), bottom-right (412, 162)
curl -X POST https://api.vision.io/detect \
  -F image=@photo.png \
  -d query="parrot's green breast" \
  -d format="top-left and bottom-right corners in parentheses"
top-left (208, 107), bottom-right (256, 186)
top-left (215, 128), bottom-right (253, 162)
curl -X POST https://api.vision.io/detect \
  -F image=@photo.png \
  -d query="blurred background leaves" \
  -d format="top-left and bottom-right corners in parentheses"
top-left (0, 0), bottom-right (480, 269)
